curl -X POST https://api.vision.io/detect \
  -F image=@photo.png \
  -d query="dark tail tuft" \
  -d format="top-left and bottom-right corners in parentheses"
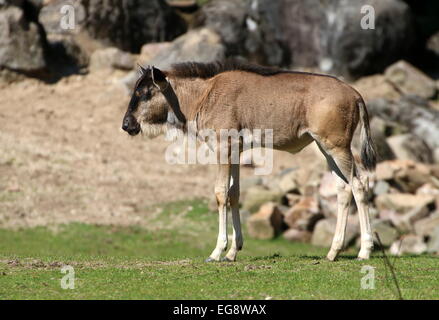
top-left (358, 99), bottom-right (377, 171)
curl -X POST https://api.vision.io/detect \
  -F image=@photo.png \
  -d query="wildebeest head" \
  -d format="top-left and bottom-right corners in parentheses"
top-left (122, 65), bottom-right (185, 137)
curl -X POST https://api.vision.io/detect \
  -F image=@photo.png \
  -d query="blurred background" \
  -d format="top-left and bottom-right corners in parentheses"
top-left (1, 0), bottom-right (439, 256)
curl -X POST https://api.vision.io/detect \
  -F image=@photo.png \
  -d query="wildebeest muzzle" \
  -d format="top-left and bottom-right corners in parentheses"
top-left (122, 114), bottom-right (141, 136)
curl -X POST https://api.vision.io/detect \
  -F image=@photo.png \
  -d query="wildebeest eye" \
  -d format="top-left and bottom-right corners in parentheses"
top-left (140, 90), bottom-right (151, 101)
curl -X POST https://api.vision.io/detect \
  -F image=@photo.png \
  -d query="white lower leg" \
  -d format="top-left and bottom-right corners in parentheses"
top-left (352, 176), bottom-right (373, 260)
top-left (225, 207), bottom-right (243, 261)
top-left (327, 174), bottom-right (352, 261)
top-left (209, 204), bottom-right (228, 261)
top-left (225, 166), bottom-right (242, 261)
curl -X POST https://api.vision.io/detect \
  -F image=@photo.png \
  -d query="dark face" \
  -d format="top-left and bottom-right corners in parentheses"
top-left (121, 74), bottom-right (150, 136)
top-left (122, 66), bottom-right (171, 137)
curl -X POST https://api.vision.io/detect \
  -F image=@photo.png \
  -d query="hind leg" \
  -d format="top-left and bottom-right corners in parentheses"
top-left (314, 140), bottom-right (354, 261)
top-left (352, 172), bottom-right (373, 260)
top-left (315, 138), bottom-right (373, 260)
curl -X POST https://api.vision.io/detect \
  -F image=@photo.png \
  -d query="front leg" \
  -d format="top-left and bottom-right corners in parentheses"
top-left (224, 163), bottom-right (243, 262)
top-left (206, 164), bottom-right (231, 262)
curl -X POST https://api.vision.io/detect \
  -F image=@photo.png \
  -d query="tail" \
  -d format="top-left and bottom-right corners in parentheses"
top-left (357, 99), bottom-right (377, 171)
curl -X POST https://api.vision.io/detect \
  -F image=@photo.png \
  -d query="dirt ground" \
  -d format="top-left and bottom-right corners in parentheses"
top-left (0, 70), bottom-right (324, 228)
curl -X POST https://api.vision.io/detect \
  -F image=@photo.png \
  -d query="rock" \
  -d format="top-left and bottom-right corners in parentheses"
top-left (274, 168), bottom-right (300, 194)
top-left (353, 74), bottom-right (401, 101)
top-left (283, 196), bottom-right (323, 231)
top-left (89, 47), bottom-right (134, 71)
top-left (241, 185), bottom-right (283, 213)
top-left (148, 28), bottom-right (225, 70)
top-left (427, 226), bottom-right (439, 254)
top-left (319, 196), bottom-right (338, 219)
top-left (279, 0), bottom-right (414, 78)
top-left (368, 96), bottom-right (439, 153)
top-left (199, 0), bottom-right (249, 57)
top-left (389, 235), bottom-right (427, 256)
top-left (200, 0), bottom-right (414, 78)
top-left (311, 218), bottom-right (358, 248)
top-left (373, 180), bottom-right (390, 196)
top-left (137, 42), bottom-right (172, 66)
top-left (414, 212), bottom-right (439, 238)
top-left (372, 220), bottom-right (399, 247)
top-left (0, 6), bottom-right (46, 74)
top-left (375, 193), bottom-right (435, 214)
top-left (385, 60), bottom-right (437, 100)
top-left (318, 172), bottom-right (337, 198)
top-left (394, 206), bottom-right (431, 233)
top-left (120, 28), bottom-right (226, 93)
top-left (246, 202), bottom-right (284, 240)
top-left (375, 160), bottom-right (431, 184)
top-left (39, 0), bottom-right (186, 53)
top-left (283, 192), bottom-right (302, 207)
top-left (386, 134), bottom-right (433, 163)
top-left (283, 228), bottom-right (312, 243)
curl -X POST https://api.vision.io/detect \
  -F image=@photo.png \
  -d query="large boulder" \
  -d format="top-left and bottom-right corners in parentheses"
top-left (0, 5), bottom-right (46, 75)
top-left (148, 28), bottom-right (225, 70)
top-left (39, 0), bottom-right (186, 53)
top-left (389, 234), bottom-right (427, 256)
top-left (384, 60), bottom-right (437, 99)
top-left (386, 134), bottom-right (433, 163)
top-left (89, 47), bottom-right (134, 71)
top-left (375, 193), bottom-right (435, 214)
top-left (200, 0), bottom-right (414, 79)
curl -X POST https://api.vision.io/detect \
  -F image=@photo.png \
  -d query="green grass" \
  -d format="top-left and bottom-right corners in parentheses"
top-left (0, 199), bottom-right (439, 299)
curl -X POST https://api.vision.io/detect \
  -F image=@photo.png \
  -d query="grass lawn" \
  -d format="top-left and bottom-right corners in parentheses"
top-left (0, 199), bottom-right (438, 299)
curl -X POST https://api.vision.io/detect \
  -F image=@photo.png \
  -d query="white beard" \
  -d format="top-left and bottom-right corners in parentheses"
top-left (140, 122), bottom-right (184, 141)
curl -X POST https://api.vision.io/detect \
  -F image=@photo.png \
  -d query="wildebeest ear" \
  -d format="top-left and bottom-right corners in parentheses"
top-left (151, 67), bottom-right (167, 88)
top-left (139, 64), bottom-right (148, 75)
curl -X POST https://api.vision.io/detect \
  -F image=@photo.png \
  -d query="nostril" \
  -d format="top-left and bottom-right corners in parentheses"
top-left (122, 118), bottom-right (130, 131)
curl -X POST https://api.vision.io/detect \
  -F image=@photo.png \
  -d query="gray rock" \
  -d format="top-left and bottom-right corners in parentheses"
top-left (389, 235), bottom-right (427, 256)
top-left (385, 60), bottom-right (437, 100)
top-left (241, 185), bottom-right (283, 213)
top-left (149, 28), bottom-right (225, 70)
top-left (372, 219), bottom-right (399, 247)
top-left (386, 134), bottom-right (433, 163)
top-left (311, 218), bottom-right (358, 248)
top-left (414, 212), bottom-right (439, 238)
top-left (373, 180), bottom-right (390, 196)
top-left (427, 226), bottom-right (439, 254)
top-left (375, 193), bottom-right (435, 214)
top-left (0, 6), bottom-right (46, 73)
top-left (89, 47), bottom-right (134, 71)
top-left (368, 96), bottom-right (439, 154)
top-left (39, 0), bottom-right (186, 53)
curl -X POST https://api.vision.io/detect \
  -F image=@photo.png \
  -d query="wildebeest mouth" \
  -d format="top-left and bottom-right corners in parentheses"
top-left (127, 125), bottom-right (141, 136)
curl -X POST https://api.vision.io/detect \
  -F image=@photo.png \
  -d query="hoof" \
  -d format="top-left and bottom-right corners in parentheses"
top-left (326, 250), bottom-right (339, 262)
top-left (221, 257), bottom-right (234, 262)
top-left (205, 257), bottom-right (217, 263)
